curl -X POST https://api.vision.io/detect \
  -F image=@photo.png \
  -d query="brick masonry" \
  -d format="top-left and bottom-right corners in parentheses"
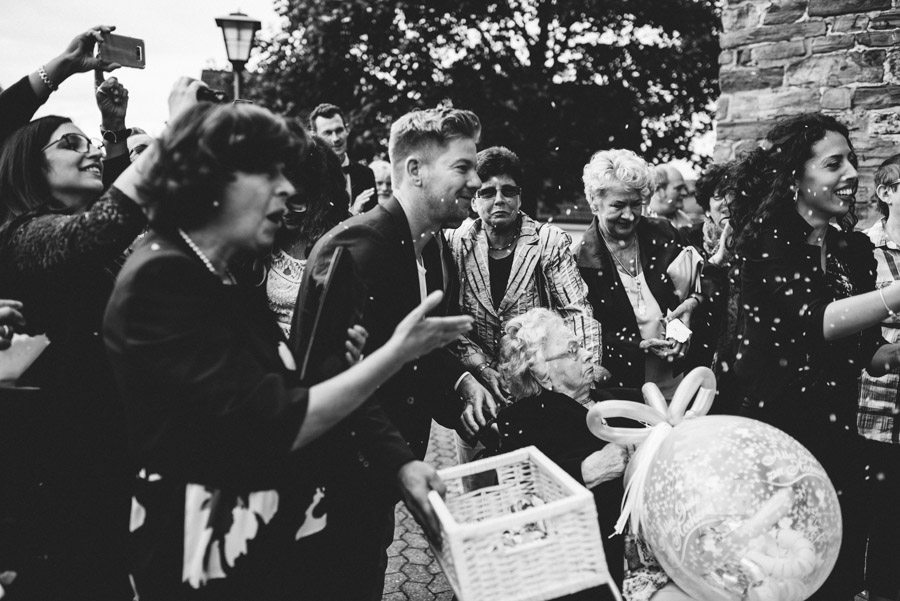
top-left (716, 0), bottom-right (900, 227)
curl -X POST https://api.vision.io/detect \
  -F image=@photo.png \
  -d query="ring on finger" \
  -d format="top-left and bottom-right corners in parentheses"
top-left (0, 325), bottom-right (11, 338)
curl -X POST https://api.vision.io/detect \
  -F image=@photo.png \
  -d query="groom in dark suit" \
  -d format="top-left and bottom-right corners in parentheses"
top-left (293, 107), bottom-right (494, 600)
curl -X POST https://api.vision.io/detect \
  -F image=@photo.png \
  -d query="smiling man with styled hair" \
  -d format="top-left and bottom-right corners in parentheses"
top-left (294, 106), bottom-right (496, 599)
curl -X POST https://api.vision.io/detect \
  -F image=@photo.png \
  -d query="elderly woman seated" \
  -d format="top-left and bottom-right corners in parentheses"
top-left (486, 308), bottom-right (628, 594)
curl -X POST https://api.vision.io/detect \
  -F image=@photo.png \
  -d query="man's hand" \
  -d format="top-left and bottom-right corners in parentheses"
top-left (351, 188), bottom-right (375, 215)
top-left (344, 325), bottom-right (368, 365)
top-left (0, 300), bottom-right (25, 351)
top-left (397, 460), bottom-right (446, 548)
top-left (458, 373), bottom-right (498, 439)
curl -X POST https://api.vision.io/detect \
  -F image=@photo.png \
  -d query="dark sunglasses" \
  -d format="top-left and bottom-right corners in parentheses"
top-left (476, 185), bottom-right (521, 199)
top-left (41, 133), bottom-right (106, 158)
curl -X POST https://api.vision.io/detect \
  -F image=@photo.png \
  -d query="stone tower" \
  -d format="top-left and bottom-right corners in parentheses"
top-left (716, 0), bottom-right (900, 225)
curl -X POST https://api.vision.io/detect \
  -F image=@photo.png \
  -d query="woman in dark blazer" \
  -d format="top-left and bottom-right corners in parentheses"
top-left (102, 91), bottom-right (471, 600)
top-left (576, 149), bottom-right (721, 399)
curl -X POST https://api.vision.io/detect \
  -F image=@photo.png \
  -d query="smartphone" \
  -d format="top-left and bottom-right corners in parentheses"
top-left (98, 34), bottom-right (146, 69)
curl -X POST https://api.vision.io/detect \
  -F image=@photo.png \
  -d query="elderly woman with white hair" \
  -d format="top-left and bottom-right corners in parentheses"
top-left (485, 307), bottom-right (628, 595)
top-left (576, 149), bottom-right (721, 400)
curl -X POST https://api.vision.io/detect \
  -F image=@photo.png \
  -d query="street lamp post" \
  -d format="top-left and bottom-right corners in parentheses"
top-left (214, 11), bottom-right (262, 101)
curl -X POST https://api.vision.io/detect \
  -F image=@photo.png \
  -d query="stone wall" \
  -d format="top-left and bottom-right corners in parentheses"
top-left (716, 0), bottom-right (900, 226)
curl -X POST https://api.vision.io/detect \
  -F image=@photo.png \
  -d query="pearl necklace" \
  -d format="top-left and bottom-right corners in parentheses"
top-left (178, 229), bottom-right (234, 284)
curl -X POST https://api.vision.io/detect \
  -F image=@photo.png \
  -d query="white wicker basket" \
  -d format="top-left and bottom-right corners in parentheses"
top-left (427, 446), bottom-right (622, 601)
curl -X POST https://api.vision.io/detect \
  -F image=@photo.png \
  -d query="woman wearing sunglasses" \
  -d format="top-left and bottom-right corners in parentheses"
top-left (0, 107), bottom-right (149, 597)
top-left (447, 146), bottom-right (603, 454)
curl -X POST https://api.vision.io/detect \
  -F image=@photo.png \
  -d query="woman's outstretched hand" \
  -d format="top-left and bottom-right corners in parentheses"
top-left (389, 291), bottom-right (473, 363)
top-left (62, 25), bottom-right (121, 76)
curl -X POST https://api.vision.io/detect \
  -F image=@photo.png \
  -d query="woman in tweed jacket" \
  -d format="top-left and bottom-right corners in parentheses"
top-left (448, 146), bottom-right (603, 443)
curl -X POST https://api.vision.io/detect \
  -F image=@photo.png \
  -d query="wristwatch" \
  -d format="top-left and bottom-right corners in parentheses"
top-left (100, 127), bottom-right (133, 144)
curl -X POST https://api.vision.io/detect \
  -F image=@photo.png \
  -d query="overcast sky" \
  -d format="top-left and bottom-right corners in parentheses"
top-left (0, 0), bottom-right (283, 137)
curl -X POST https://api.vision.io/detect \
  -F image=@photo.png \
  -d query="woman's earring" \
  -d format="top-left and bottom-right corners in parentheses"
top-left (212, 200), bottom-right (220, 208)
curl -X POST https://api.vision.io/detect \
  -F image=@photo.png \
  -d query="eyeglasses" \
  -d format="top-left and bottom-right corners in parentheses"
top-left (544, 341), bottom-right (581, 362)
top-left (476, 185), bottom-right (521, 199)
top-left (41, 133), bottom-right (106, 158)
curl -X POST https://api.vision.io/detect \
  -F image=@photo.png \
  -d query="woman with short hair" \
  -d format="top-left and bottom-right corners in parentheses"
top-left (448, 145), bottom-right (602, 443)
top-left (491, 308), bottom-right (628, 593)
top-left (103, 92), bottom-right (471, 600)
top-left (576, 149), bottom-right (718, 400)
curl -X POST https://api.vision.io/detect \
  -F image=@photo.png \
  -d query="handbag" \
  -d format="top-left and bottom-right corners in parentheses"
top-left (666, 245), bottom-right (704, 302)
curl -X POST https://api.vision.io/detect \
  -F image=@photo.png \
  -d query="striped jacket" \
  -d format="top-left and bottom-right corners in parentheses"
top-left (447, 213), bottom-right (602, 370)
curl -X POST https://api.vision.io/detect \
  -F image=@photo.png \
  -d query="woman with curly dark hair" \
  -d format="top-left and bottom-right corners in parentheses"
top-left (265, 130), bottom-right (349, 338)
top-left (729, 112), bottom-right (900, 600)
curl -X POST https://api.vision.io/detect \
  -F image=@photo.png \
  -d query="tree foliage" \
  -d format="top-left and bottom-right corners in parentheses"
top-left (246, 0), bottom-right (721, 215)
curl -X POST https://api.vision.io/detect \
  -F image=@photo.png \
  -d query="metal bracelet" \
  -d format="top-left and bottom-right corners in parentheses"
top-left (38, 66), bottom-right (57, 91)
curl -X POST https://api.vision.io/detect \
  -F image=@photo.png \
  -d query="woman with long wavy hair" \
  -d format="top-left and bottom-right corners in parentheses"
top-left (264, 130), bottom-right (349, 338)
top-left (729, 112), bottom-right (900, 600)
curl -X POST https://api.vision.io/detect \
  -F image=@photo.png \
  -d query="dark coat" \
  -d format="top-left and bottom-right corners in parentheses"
top-left (345, 162), bottom-right (377, 213)
top-left (735, 209), bottom-right (884, 438)
top-left (104, 231), bottom-right (319, 599)
top-left (577, 217), bottom-right (686, 389)
top-left (295, 196), bottom-right (466, 466)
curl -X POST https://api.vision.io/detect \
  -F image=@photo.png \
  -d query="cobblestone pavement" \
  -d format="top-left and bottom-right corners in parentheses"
top-left (383, 421), bottom-right (458, 601)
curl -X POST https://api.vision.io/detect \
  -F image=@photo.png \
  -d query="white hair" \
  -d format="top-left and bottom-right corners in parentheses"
top-left (499, 308), bottom-right (567, 401)
top-left (582, 148), bottom-right (656, 213)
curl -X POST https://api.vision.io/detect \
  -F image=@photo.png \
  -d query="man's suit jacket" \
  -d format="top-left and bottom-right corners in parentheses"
top-left (345, 162), bottom-right (377, 213)
top-left (292, 196), bottom-right (466, 480)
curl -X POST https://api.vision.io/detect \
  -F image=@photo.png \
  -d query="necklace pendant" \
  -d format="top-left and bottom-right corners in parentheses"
top-left (636, 280), bottom-right (647, 316)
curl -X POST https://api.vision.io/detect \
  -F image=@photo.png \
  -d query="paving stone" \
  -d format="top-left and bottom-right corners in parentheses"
top-left (400, 582), bottom-right (434, 599)
top-left (386, 555), bottom-right (405, 575)
top-left (384, 572), bottom-right (409, 594)
top-left (401, 531), bottom-right (430, 549)
top-left (401, 547), bottom-right (434, 565)
top-left (401, 563), bottom-right (434, 583)
top-left (387, 538), bottom-right (408, 557)
top-left (427, 578), bottom-right (453, 594)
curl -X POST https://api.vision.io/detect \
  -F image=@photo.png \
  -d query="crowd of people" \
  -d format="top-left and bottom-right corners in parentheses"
top-left (1, 24), bottom-right (899, 601)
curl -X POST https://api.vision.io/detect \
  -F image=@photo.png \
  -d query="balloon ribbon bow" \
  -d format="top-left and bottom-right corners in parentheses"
top-left (586, 367), bottom-right (717, 537)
